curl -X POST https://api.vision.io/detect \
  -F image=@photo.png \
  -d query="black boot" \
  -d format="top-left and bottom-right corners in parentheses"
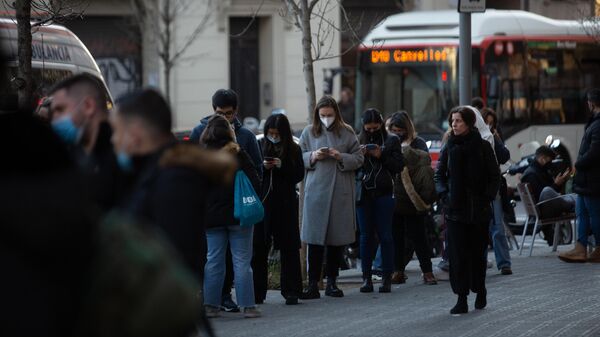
top-left (325, 277), bottom-right (344, 297)
top-left (360, 271), bottom-right (373, 293)
top-left (379, 273), bottom-right (392, 293)
top-left (299, 281), bottom-right (320, 300)
top-left (450, 295), bottom-right (468, 314)
top-left (475, 289), bottom-right (487, 310)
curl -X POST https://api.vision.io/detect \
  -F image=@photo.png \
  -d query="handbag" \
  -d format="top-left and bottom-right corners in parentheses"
top-left (233, 170), bottom-right (264, 227)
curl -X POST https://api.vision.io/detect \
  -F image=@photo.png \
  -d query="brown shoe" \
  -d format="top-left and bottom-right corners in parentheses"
top-left (422, 272), bottom-right (438, 285)
top-left (588, 247), bottom-right (600, 263)
top-left (391, 271), bottom-right (407, 284)
top-left (558, 242), bottom-right (587, 263)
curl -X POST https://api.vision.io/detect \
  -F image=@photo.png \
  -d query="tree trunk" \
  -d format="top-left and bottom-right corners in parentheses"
top-left (299, 0), bottom-right (316, 120)
top-left (16, 0), bottom-right (33, 112)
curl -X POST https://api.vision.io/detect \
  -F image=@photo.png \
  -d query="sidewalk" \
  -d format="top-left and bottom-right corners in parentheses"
top-left (210, 242), bottom-right (600, 337)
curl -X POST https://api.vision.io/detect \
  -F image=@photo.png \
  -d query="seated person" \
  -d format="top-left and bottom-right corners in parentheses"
top-left (521, 146), bottom-right (573, 244)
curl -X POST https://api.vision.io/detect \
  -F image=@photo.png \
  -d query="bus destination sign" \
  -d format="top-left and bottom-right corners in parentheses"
top-left (370, 47), bottom-right (452, 64)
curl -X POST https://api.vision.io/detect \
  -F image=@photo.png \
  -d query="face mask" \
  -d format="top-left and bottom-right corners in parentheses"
top-left (320, 116), bottom-right (335, 128)
top-left (267, 135), bottom-right (280, 144)
top-left (52, 116), bottom-right (81, 145)
top-left (116, 151), bottom-right (133, 172)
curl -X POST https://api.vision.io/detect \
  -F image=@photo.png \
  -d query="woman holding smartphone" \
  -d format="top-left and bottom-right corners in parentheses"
top-left (255, 114), bottom-right (305, 305)
top-left (356, 108), bottom-right (404, 293)
top-left (299, 95), bottom-right (364, 299)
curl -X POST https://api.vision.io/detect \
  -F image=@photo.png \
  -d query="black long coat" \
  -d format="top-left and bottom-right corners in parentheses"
top-left (259, 138), bottom-right (305, 250)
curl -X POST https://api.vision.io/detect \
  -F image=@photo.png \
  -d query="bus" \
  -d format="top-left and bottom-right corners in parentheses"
top-left (1, 18), bottom-right (109, 109)
top-left (357, 9), bottom-right (600, 169)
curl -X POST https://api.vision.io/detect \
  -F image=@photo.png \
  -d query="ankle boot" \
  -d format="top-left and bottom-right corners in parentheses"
top-left (299, 281), bottom-right (320, 300)
top-left (558, 242), bottom-right (587, 263)
top-left (475, 289), bottom-right (487, 310)
top-left (379, 273), bottom-right (392, 293)
top-left (325, 277), bottom-right (344, 297)
top-left (360, 271), bottom-right (373, 293)
top-left (450, 295), bottom-right (468, 314)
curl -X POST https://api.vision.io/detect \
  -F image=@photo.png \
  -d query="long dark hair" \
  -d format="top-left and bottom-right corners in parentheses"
top-left (200, 115), bottom-right (234, 149)
top-left (358, 108), bottom-right (387, 145)
top-left (262, 113), bottom-right (298, 162)
top-left (311, 95), bottom-right (353, 137)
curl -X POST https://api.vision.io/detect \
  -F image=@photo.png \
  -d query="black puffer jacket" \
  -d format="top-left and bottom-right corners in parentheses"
top-left (573, 112), bottom-right (600, 196)
top-left (434, 129), bottom-right (500, 224)
top-left (205, 142), bottom-right (261, 229)
top-left (359, 132), bottom-right (404, 200)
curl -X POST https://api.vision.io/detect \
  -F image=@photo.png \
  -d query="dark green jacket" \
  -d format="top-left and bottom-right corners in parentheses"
top-left (394, 146), bottom-right (437, 215)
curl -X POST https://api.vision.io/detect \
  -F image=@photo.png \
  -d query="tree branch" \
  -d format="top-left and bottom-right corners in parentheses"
top-left (230, 0), bottom-right (266, 38)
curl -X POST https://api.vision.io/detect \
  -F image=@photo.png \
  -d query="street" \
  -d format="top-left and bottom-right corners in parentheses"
top-left (212, 243), bottom-right (600, 337)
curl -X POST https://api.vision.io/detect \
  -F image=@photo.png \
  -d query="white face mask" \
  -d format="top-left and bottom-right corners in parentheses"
top-left (320, 116), bottom-right (335, 128)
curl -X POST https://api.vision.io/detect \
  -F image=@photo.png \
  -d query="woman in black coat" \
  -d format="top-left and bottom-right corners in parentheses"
top-left (254, 114), bottom-right (305, 305)
top-left (434, 106), bottom-right (500, 314)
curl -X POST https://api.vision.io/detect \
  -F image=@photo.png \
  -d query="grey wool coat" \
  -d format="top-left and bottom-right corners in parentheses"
top-left (299, 125), bottom-right (364, 246)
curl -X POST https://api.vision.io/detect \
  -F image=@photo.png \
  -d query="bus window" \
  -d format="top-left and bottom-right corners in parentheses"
top-left (527, 42), bottom-right (600, 126)
top-left (484, 41), bottom-right (527, 138)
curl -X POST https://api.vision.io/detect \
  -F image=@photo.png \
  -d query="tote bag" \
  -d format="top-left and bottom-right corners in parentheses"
top-left (233, 170), bottom-right (264, 227)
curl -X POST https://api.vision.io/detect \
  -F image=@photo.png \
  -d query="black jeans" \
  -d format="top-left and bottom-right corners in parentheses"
top-left (446, 219), bottom-right (488, 296)
top-left (307, 244), bottom-right (344, 282)
top-left (392, 210), bottom-right (433, 273)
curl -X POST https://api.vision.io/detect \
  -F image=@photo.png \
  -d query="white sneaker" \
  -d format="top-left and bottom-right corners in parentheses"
top-left (487, 260), bottom-right (493, 269)
top-left (243, 306), bottom-right (261, 318)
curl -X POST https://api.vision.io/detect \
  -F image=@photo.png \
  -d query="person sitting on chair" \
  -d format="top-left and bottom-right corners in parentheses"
top-left (520, 145), bottom-right (574, 244)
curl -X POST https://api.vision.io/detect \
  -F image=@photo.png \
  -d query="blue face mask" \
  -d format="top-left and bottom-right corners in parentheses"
top-left (267, 135), bottom-right (280, 144)
top-left (52, 116), bottom-right (81, 145)
top-left (117, 151), bottom-right (133, 172)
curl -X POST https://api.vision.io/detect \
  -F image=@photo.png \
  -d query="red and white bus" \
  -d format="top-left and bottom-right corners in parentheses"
top-left (357, 9), bottom-right (600, 167)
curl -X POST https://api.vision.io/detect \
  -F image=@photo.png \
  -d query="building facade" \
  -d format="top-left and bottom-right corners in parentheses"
top-left (70, 0), bottom-right (340, 132)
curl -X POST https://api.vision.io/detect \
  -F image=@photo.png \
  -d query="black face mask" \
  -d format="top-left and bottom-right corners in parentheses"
top-left (366, 129), bottom-right (382, 141)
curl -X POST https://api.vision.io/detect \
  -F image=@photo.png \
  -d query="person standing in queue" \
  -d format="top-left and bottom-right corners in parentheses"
top-left (201, 115), bottom-right (262, 319)
top-left (434, 106), bottom-right (500, 314)
top-left (356, 108), bottom-right (404, 293)
top-left (388, 111), bottom-right (438, 285)
top-left (299, 96), bottom-right (364, 299)
top-left (254, 113), bottom-right (305, 305)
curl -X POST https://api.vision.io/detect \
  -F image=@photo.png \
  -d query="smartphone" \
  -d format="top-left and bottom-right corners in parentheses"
top-left (319, 147), bottom-right (330, 153)
top-left (365, 144), bottom-right (378, 151)
top-left (264, 156), bottom-right (275, 162)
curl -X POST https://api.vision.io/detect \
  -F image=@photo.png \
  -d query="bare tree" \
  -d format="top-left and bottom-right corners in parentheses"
top-left (281, 0), bottom-right (381, 117)
top-left (130, 0), bottom-right (213, 103)
top-left (4, 0), bottom-right (86, 110)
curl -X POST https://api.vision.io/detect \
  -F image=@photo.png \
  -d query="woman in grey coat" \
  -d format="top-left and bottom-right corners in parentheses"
top-left (299, 95), bottom-right (364, 299)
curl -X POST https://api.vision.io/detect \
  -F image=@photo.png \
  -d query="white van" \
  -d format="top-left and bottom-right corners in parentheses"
top-left (1, 18), bottom-right (110, 108)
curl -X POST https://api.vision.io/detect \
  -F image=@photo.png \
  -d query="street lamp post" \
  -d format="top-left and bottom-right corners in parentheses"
top-left (457, 0), bottom-right (486, 106)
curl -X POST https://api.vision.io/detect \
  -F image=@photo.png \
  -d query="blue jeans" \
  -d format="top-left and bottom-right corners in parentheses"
top-left (489, 193), bottom-right (511, 269)
top-left (204, 226), bottom-right (255, 308)
top-left (576, 195), bottom-right (600, 246)
top-left (357, 194), bottom-right (395, 274)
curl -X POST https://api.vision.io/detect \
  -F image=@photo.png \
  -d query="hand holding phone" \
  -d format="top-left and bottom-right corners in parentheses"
top-left (365, 144), bottom-right (378, 151)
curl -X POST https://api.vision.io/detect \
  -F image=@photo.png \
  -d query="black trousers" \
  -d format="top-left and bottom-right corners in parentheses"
top-left (252, 222), bottom-right (269, 303)
top-left (307, 244), bottom-right (343, 282)
top-left (221, 246), bottom-right (234, 298)
top-left (279, 248), bottom-right (303, 298)
top-left (446, 219), bottom-right (488, 296)
top-left (392, 211), bottom-right (434, 273)
top-left (252, 223), bottom-right (303, 300)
